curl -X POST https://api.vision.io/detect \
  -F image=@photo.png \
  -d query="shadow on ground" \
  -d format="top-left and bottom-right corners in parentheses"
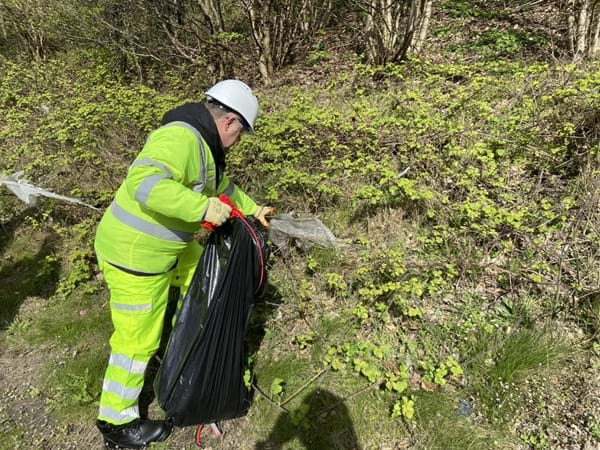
top-left (0, 210), bottom-right (61, 330)
top-left (255, 388), bottom-right (361, 450)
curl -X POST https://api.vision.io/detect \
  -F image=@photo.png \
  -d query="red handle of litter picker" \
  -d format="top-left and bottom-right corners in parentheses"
top-left (201, 195), bottom-right (266, 292)
top-left (201, 194), bottom-right (243, 232)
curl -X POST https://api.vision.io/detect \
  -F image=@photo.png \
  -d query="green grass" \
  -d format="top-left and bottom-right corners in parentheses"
top-left (0, 427), bottom-right (26, 450)
top-left (414, 391), bottom-right (512, 450)
top-left (0, 228), bottom-right (61, 330)
top-left (0, 224), bottom-right (111, 424)
top-left (249, 370), bottom-right (408, 449)
top-left (20, 285), bottom-right (111, 347)
top-left (43, 350), bottom-right (106, 422)
top-left (466, 328), bottom-right (570, 423)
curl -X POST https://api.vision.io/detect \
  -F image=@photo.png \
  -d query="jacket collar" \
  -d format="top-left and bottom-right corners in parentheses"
top-left (160, 102), bottom-right (226, 186)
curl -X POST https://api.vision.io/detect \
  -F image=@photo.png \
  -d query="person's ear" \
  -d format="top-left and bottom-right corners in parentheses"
top-left (224, 114), bottom-right (235, 130)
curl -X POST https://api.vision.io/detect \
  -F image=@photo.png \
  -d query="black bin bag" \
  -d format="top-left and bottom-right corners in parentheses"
top-left (155, 208), bottom-right (267, 427)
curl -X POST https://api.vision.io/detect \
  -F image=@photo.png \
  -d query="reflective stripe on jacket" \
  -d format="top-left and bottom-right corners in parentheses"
top-left (94, 121), bottom-right (258, 274)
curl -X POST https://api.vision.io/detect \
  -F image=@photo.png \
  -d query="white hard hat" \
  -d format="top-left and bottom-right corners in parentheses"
top-left (205, 79), bottom-right (259, 132)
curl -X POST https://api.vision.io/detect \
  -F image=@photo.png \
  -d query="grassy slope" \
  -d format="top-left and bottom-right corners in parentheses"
top-left (1, 2), bottom-right (600, 449)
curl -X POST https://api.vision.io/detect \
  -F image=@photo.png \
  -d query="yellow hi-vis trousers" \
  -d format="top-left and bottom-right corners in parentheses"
top-left (97, 242), bottom-right (202, 425)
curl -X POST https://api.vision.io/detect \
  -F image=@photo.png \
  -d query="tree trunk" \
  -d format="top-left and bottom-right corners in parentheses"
top-left (360, 0), bottom-right (433, 65)
top-left (198, 0), bottom-right (231, 78)
top-left (567, 0), bottom-right (577, 54)
top-left (589, 2), bottom-right (600, 57)
top-left (245, 0), bottom-right (274, 84)
top-left (198, 0), bottom-right (224, 34)
top-left (242, 0), bottom-right (330, 84)
top-left (575, 0), bottom-right (590, 60)
top-left (412, 0), bottom-right (432, 54)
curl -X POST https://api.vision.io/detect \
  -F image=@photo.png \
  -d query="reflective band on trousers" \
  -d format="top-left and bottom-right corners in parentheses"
top-left (110, 201), bottom-right (194, 243)
top-left (109, 353), bottom-right (147, 375)
top-left (99, 405), bottom-right (139, 423)
top-left (111, 302), bottom-right (152, 312)
top-left (159, 121), bottom-right (207, 189)
top-left (103, 380), bottom-right (142, 400)
top-left (135, 173), bottom-right (171, 205)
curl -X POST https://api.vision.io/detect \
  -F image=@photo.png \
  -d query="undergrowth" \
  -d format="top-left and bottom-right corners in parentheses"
top-left (1, 23), bottom-right (599, 450)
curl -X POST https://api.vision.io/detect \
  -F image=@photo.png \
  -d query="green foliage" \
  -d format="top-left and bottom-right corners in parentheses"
top-left (590, 421), bottom-right (600, 441)
top-left (443, 0), bottom-right (479, 18)
top-left (422, 356), bottom-right (463, 387)
top-left (0, 51), bottom-right (183, 203)
top-left (54, 219), bottom-right (97, 299)
top-left (2, 15), bottom-right (600, 447)
top-left (391, 395), bottom-right (415, 420)
top-left (270, 377), bottom-right (286, 400)
top-left (306, 50), bottom-right (332, 66)
top-left (385, 365), bottom-right (409, 394)
top-left (352, 358), bottom-right (379, 383)
top-left (472, 30), bottom-right (537, 56)
top-left (293, 332), bottom-right (315, 350)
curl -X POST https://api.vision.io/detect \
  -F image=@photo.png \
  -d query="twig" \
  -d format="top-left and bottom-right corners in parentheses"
top-left (252, 382), bottom-right (289, 413)
top-left (280, 368), bottom-right (328, 407)
top-left (315, 381), bottom-right (379, 419)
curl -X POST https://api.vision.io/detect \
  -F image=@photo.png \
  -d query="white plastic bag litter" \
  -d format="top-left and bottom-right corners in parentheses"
top-left (268, 213), bottom-right (340, 253)
top-left (0, 171), bottom-right (100, 211)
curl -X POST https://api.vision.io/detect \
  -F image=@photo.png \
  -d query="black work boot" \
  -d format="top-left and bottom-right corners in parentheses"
top-left (97, 418), bottom-right (173, 449)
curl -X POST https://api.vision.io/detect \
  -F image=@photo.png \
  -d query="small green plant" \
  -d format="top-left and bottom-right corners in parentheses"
top-left (244, 369), bottom-right (252, 388)
top-left (590, 421), bottom-right (600, 441)
top-left (326, 272), bottom-right (347, 293)
top-left (391, 395), bottom-right (415, 420)
top-left (293, 332), bottom-right (315, 350)
top-left (322, 346), bottom-right (345, 371)
top-left (307, 50), bottom-right (331, 66)
top-left (352, 303), bottom-right (370, 322)
top-left (353, 358), bottom-right (379, 383)
top-left (422, 356), bottom-right (463, 387)
top-left (521, 430), bottom-right (549, 449)
top-left (384, 365), bottom-right (409, 394)
top-left (306, 255), bottom-right (317, 273)
top-left (270, 378), bottom-right (286, 405)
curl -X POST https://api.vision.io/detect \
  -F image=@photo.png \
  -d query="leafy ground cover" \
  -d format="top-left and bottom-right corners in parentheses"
top-left (1, 5), bottom-right (600, 450)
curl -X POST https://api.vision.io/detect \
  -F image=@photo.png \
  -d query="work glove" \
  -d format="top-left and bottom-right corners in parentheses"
top-left (203, 197), bottom-right (232, 226)
top-left (254, 205), bottom-right (277, 228)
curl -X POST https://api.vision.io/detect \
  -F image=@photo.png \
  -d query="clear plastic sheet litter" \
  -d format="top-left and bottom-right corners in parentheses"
top-left (268, 214), bottom-right (340, 253)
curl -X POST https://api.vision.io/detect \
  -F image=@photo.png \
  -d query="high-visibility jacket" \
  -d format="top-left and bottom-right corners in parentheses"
top-left (94, 121), bottom-right (258, 274)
